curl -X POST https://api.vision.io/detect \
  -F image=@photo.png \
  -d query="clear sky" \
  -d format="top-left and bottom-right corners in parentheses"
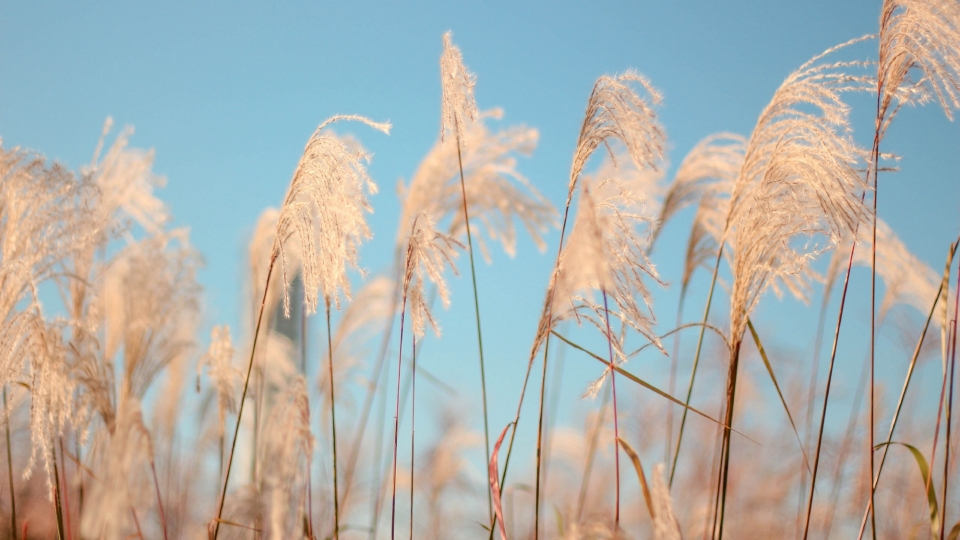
top-left (2, 0), bottom-right (959, 532)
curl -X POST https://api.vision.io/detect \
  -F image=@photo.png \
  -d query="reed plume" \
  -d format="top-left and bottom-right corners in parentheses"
top-left (398, 109), bottom-right (553, 259)
top-left (259, 376), bottom-right (313, 537)
top-left (274, 116), bottom-right (390, 315)
top-left (716, 41), bottom-right (872, 539)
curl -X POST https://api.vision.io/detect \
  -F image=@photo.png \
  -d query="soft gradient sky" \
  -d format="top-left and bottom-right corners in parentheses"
top-left (2, 0), bottom-right (959, 530)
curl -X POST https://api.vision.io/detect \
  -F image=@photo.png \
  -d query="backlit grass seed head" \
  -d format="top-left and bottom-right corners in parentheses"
top-left (275, 115), bottom-right (390, 315)
top-left (259, 376), bottom-right (313, 538)
top-left (554, 171), bottom-right (664, 397)
top-left (103, 229), bottom-right (201, 402)
top-left (440, 31), bottom-right (479, 144)
top-left (398, 109), bottom-right (555, 261)
top-left (567, 71), bottom-right (665, 209)
top-left (23, 319), bottom-right (77, 493)
top-left (198, 326), bottom-right (240, 438)
top-left (653, 133), bottom-right (746, 248)
top-left (533, 71), bottom-right (665, 361)
top-left (81, 394), bottom-right (155, 540)
top-left (726, 45), bottom-right (871, 342)
top-left (652, 464), bottom-right (682, 540)
top-left (878, 0), bottom-right (960, 125)
top-left (86, 118), bottom-right (169, 236)
top-left (402, 213), bottom-right (462, 339)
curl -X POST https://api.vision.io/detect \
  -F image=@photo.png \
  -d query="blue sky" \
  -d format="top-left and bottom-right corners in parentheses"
top-left (3, 0), bottom-right (959, 530)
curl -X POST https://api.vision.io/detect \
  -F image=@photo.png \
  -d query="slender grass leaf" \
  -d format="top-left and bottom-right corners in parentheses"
top-left (490, 422), bottom-right (514, 540)
top-left (874, 442), bottom-right (939, 537)
top-left (617, 437), bottom-right (654, 523)
top-left (552, 331), bottom-right (756, 444)
top-left (747, 318), bottom-right (812, 475)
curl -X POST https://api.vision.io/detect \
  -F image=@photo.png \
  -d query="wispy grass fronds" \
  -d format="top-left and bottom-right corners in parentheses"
top-left (726, 62), bottom-right (871, 342)
top-left (392, 213), bottom-right (460, 539)
top-left (652, 133), bottom-right (746, 248)
top-left (440, 31), bottom-right (479, 145)
top-left (715, 41), bottom-right (872, 539)
top-left (80, 394), bottom-right (155, 540)
top-left (651, 464), bottom-right (681, 540)
top-left (258, 376), bottom-right (313, 538)
top-left (554, 172), bottom-right (665, 392)
top-left (878, 0), bottom-right (960, 128)
top-left (102, 230), bottom-right (201, 403)
top-left (854, 218), bottom-right (941, 323)
top-left (275, 115), bottom-right (390, 315)
top-left (85, 118), bottom-right (169, 236)
top-left (197, 326), bottom-right (239, 440)
top-left (398, 109), bottom-right (553, 260)
top-left (533, 70), bottom-right (665, 363)
top-left (401, 214), bottom-right (462, 340)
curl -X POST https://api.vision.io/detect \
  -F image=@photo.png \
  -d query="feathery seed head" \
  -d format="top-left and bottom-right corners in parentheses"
top-left (399, 110), bottom-right (554, 260)
top-left (726, 44), bottom-right (871, 342)
top-left (275, 115), bottom-right (389, 315)
top-left (198, 326), bottom-right (240, 437)
top-left (402, 213), bottom-right (462, 339)
top-left (879, 0), bottom-right (960, 122)
top-left (440, 31), bottom-right (479, 144)
top-left (568, 71), bottom-right (665, 209)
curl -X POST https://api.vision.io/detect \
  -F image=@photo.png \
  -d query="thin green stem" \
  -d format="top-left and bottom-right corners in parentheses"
top-left (670, 245), bottom-right (724, 487)
top-left (855, 267), bottom-right (945, 534)
top-left (346, 255), bottom-right (402, 521)
top-left (213, 253), bottom-right (276, 540)
top-left (797, 290), bottom-right (831, 537)
top-left (941, 262), bottom-right (960, 539)
top-left (327, 299), bottom-right (340, 540)
top-left (455, 137), bottom-right (494, 524)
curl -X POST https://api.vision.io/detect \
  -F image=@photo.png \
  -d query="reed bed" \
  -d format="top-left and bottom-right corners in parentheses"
top-left (2, 3), bottom-right (960, 538)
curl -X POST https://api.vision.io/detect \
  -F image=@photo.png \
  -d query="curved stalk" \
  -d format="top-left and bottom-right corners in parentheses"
top-left (213, 252), bottom-right (276, 540)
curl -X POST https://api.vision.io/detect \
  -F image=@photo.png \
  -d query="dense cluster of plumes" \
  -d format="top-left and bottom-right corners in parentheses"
top-left (2, 3), bottom-right (960, 539)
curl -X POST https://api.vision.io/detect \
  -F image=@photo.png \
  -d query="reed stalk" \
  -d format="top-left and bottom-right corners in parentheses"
top-left (670, 245), bottom-right (724, 486)
top-left (409, 336), bottom-right (417, 540)
top-left (455, 138), bottom-right (493, 524)
top-left (326, 299), bottom-right (341, 540)
top-left (213, 252), bottom-right (276, 540)
top-left (390, 268), bottom-right (411, 540)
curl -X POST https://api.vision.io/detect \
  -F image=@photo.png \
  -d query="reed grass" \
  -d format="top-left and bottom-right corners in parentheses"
top-left (3, 9), bottom-right (960, 539)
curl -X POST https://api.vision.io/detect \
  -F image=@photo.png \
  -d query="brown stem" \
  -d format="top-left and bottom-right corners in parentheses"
top-left (803, 234), bottom-right (860, 540)
top-left (151, 460), bottom-right (169, 540)
top-left (213, 252), bottom-right (276, 540)
top-left (390, 277), bottom-right (410, 540)
top-left (409, 336), bottom-right (417, 540)
top-left (326, 299), bottom-right (340, 540)
top-left (715, 338), bottom-right (743, 540)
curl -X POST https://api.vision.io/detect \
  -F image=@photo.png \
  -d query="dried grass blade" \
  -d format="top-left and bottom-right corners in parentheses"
top-left (490, 423), bottom-right (514, 540)
top-left (551, 330), bottom-right (750, 440)
top-left (746, 319), bottom-right (812, 475)
top-left (874, 442), bottom-right (939, 537)
top-left (617, 437), bottom-right (654, 524)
